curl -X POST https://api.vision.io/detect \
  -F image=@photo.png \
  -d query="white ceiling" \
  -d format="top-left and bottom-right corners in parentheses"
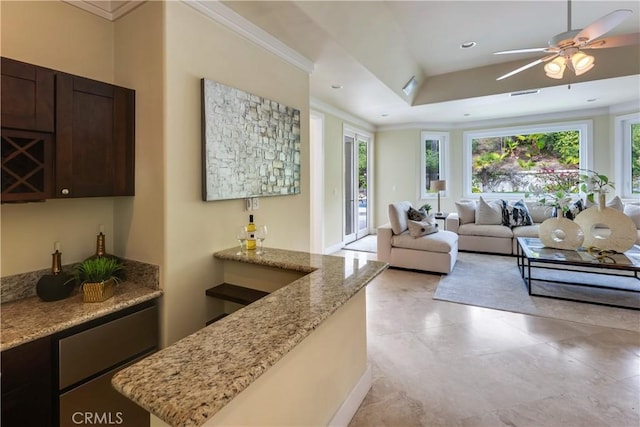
top-left (69, 0), bottom-right (640, 128)
top-left (222, 0), bottom-right (640, 128)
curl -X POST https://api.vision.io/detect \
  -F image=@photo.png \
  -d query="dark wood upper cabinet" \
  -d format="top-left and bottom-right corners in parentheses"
top-left (1, 57), bottom-right (55, 133)
top-left (55, 73), bottom-right (135, 198)
top-left (1, 57), bottom-right (135, 202)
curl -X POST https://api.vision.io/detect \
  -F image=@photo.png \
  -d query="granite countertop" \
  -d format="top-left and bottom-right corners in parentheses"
top-left (1, 282), bottom-right (163, 351)
top-left (112, 248), bottom-right (388, 427)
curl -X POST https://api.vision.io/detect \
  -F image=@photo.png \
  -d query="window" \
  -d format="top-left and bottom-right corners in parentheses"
top-left (615, 113), bottom-right (640, 198)
top-left (420, 131), bottom-right (449, 199)
top-left (463, 121), bottom-right (592, 197)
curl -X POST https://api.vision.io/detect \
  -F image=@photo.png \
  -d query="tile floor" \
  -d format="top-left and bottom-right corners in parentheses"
top-left (336, 250), bottom-right (640, 427)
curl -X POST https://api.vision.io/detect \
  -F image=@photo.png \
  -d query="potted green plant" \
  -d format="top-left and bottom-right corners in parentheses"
top-left (579, 169), bottom-right (615, 208)
top-left (70, 257), bottom-right (125, 303)
top-left (420, 203), bottom-right (432, 214)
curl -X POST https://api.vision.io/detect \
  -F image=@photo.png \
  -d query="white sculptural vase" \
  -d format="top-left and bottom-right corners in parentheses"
top-left (574, 192), bottom-right (636, 252)
top-left (539, 208), bottom-right (584, 250)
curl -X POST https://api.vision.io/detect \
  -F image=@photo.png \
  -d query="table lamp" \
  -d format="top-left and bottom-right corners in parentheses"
top-left (430, 180), bottom-right (446, 215)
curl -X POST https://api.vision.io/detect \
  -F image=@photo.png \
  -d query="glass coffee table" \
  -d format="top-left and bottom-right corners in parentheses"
top-left (516, 237), bottom-right (640, 310)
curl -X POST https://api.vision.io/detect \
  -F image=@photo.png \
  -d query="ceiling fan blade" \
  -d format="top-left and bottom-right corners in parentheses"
top-left (573, 9), bottom-right (632, 44)
top-left (494, 47), bottom-right (550, 55)
top-left (583, 32), bottom-right (640, 49)
top-left (496, 54), bottom-right (558, 81)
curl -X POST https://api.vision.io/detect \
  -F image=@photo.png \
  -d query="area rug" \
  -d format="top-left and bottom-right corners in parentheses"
top-left (434, 252), bottom-right (640, 332)
top-left (344, 235), bottom-right (377, 253)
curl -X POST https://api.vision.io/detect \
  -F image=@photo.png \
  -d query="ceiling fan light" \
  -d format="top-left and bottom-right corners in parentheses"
top-left (544, 57), bottom-right (565, 79)
top-left (572, 52), bottom-right (595, 75)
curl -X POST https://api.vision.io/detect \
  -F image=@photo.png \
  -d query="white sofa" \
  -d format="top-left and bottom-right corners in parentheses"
top-left (377, 201), bottom-right (458, 274)
top-left (446, 198), bottom-right (640, 255)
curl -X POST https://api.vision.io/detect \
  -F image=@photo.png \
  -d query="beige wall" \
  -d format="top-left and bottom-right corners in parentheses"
top-left (0, 1), bottom-right (117, 275)
top-left (372, 111), bottom-right (637, 229)
top-left (161, 1), bottom-right (309, 344)
top-left (112, 2), bottom-right (165, 269)
top-left (1, 1), bottom-right (310, 347)
top-left (321, 111), bottom-right (345, 249)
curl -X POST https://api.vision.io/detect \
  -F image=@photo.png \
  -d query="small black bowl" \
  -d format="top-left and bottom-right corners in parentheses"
top-left (36, 273), bottom-right (76, 302)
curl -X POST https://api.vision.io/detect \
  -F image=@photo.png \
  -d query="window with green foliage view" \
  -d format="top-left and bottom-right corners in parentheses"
top-left (464, 122), bottom-right (589, 196)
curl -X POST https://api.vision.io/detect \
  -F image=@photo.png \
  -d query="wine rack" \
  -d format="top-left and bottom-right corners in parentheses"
top-left (1, 129), bottom-right (52, 202)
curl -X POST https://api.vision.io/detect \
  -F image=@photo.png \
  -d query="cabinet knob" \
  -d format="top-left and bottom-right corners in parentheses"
top-left (61, 188), bottom-right (70, 195)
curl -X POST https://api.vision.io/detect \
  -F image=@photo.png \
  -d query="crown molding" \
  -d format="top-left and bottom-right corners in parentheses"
top-left (310, 98), bottom-right (376, 132)
top-left (62, 1), bottom-right (144, 21)
top-left (183, 0), bottom-right (314, 74)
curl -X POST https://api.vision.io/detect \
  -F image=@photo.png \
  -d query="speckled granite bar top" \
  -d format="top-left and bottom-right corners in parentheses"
top-left (112, 248), bottom-right (388, 427)
top-left (1, 282), bottom-right (163, 351)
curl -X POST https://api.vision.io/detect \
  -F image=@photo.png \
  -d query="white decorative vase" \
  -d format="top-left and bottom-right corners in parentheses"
top-left (539, 209), bottom-right (584, 250)
top-left (574, 193), bottom-right (636, 252)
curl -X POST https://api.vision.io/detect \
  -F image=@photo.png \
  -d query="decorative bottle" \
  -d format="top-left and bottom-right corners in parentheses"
top-left (36, 243), bottom-right (75, 301)
top-left (86, 226), bottom-right (126, 279)
top-left (246, 215), bottom-right (257, 250)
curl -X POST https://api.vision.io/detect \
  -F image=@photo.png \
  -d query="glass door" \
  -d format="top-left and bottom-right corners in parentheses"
top-left (344, 131), bottom-right (371, 244)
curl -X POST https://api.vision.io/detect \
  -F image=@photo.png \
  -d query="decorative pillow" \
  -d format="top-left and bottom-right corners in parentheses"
top-left (407, 220), bottom-right (438, 237)
top-left (624, 203), bottom-right (640, 229)
top-left (585, 195), bottom-right (624, 211)
top-left (407, 206), bottom-right (427, 221)
top-left (501, 199), bottom-right (533, 227)
top-left (564, 199), bottom-right (585, 220)
top-left (475, 196), bottom-right (503, 225)
top-left (388, 201), bottom-right (413, 234)
top-left (607, 195), bottom-right (624, 211)
top-left (552, 199), bottom-right (585, 220)
top-left (455, 200), bottom-right (476, 224)
top-left (526, 201), bottom-right (554, 223)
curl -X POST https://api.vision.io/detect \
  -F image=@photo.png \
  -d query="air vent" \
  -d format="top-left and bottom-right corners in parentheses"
top-left (510, 89), bottom-right (540, 97)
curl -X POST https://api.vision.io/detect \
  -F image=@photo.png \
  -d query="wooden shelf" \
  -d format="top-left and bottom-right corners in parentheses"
top-left (206, 313), bottom-right (228, 326)
top-left (205, 283), bottom-right (269, 306)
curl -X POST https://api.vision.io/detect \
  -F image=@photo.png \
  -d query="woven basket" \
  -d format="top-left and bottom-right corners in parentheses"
top-left (82, 277), bottom-right (116, 303)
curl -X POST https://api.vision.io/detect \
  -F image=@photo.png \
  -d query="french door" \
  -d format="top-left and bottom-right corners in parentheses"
top-left (344, 129), bottom-right (371, 244)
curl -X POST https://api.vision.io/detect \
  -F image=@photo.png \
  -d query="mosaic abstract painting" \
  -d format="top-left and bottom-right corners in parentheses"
top-left (201, 79), bottom-right (301, 201)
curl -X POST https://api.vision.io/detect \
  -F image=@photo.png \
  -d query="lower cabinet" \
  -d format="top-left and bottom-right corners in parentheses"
top-left (0, 301), bottom-right (158, 427)
top-left (1, 336), bottom-right (53, 427)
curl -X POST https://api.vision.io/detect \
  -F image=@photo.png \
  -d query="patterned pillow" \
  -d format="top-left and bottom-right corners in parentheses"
top-left (552, 199), bottom-right (585, 220)
top-left (565, 199), bottom-right (585, 220)
top-left (407, 206), bottom-right (427, 221)
top-left (407, 220), bottom-right (438, 237)
top-left (501, 199), bottom-right (533, 227)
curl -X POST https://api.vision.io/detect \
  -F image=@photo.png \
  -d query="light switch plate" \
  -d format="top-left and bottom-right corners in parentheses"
top-left (252, 197), bottom-right (259, 210)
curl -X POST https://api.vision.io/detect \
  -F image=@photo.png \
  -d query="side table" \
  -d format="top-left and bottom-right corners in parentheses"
top-left (434, 212), bottom-right (449, 230)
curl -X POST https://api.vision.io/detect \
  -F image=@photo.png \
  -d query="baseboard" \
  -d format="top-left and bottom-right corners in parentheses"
top-left (325, 242), bottom-right (345, 254)
top-left (328, 364), bottom-right (372, 427)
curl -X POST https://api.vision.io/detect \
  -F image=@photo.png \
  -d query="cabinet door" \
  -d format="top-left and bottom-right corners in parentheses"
top-left (1, 337), bottom-right (53, 427)
top-left (1, 57), bottom-right (54, 132)
top-left (55, 73), bottom-right (135, 198)
top-left (1, 128), bottom-right (53, 202)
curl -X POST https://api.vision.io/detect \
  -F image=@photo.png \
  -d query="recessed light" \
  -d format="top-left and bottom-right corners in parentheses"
top-left (331, 84), bottom-right (343, 89)
top-left (460, 41), bottom-right (477, 49)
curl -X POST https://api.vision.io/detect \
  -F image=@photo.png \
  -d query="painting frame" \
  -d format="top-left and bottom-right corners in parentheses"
top-left (201, 78), bottom-right (301, 201)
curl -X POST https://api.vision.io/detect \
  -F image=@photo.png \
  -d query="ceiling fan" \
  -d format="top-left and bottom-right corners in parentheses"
top-left (495, 0), bottom-right (640, 81)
